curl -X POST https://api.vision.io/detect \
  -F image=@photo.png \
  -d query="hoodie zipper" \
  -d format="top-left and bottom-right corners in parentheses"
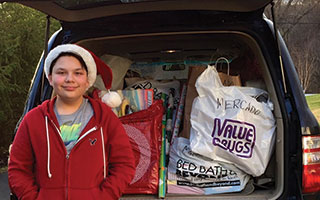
top-left (66, 126), bottom-right (97, 200)
top-left (49, 119), bottom-right (98, 200)
top-left (65, 155), bottom-right (69, 200)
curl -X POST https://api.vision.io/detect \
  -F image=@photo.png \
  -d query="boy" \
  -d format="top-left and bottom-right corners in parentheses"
top-left (8, 44), bottom-right (135, 200)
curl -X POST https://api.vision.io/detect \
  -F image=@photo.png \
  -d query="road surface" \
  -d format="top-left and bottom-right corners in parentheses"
top-left (0, 172), bottom-right (9, 200)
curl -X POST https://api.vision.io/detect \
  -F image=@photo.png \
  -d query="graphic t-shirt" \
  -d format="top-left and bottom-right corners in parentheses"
top-left (54, 99), bottom-right (93, 153)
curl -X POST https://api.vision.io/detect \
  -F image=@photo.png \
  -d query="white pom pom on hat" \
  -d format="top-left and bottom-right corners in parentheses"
top-left (44, 44), bottom-right (122, 108)
top-left (102, 91), bottom-right (122, 108)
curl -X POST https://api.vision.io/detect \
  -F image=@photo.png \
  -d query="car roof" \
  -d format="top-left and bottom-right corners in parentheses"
top-left (2, 0), bottom-right (272, 22)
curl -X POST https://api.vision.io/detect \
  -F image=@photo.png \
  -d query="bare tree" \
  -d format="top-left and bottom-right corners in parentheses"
top-left (266, 0), bottom-right (317, 40)
top-left (286, 1), bottom-right (320, 93)
top-left (290, 31), bottom-right (319, 92)
top-left (266, 0), bottom-right (320, 93)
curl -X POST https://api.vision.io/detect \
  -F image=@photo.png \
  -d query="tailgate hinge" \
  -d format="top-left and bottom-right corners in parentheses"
top-left (270, 1), bottom-right (288, 95)
top-left (40, 15), bottom-right (51, 102)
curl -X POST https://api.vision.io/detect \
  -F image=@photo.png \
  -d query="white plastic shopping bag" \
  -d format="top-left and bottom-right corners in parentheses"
top-left (167, 137), bottom-right (250, 195)
top-left (189, 65), bottom-right (276, 177)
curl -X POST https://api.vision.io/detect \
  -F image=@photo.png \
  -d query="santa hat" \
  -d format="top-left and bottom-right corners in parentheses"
top-left (44, 44), bottom-right (122, 108)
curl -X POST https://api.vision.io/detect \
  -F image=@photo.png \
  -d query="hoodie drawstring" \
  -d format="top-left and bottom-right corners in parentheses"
top-left (45, 116), bottom-right (52, 178)
top-left (100, 127), bottom-right (106, 179)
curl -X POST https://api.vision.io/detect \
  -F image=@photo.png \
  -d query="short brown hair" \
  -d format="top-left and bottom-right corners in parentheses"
top-left (49, 52), bottom-right (88, 75)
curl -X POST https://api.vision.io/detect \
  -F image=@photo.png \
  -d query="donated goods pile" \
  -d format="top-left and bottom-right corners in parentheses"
top-left (90, 55), bottom-right (276, 197)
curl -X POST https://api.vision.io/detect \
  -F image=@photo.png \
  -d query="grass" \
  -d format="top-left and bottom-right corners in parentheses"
top-left (306, 94), bottom-right (320, 124)
top-left (0, 166), bottom-right (7, 174)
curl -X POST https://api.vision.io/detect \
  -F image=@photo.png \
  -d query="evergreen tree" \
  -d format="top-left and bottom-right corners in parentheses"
top-left (0, 3), bottom-right (60, 168)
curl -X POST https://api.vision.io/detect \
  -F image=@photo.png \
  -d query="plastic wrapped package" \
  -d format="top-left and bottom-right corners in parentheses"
top-left (167, 137), bottom-right (250, 195)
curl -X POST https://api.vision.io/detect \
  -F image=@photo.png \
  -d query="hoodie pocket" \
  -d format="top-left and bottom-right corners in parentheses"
top-left (36, 188), bottom-right (65, 200)
top-left (67, 187), bottom-right (113, 200)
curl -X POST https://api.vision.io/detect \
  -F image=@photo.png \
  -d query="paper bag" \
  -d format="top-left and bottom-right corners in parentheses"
top-left (218, 72), bottom-right (241, 86)
top-left (216, 57), bottom-right (242, 86)
top-left (179, 66), bottom-right (206, 139)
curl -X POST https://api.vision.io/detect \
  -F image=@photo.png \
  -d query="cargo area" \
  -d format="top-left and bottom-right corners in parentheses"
top-left (77, 31), bottom-right (284, 199)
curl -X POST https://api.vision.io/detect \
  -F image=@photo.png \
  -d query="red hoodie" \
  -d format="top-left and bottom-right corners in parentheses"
top-left (8, 97), bottom-right (135, 200)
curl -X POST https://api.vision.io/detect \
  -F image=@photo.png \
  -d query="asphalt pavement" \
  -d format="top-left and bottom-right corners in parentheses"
top-left (0, 172), bottom-right (9, 200)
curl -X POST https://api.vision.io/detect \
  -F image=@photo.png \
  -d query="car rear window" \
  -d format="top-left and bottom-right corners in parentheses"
top-left (55, 0), bottom-right (157, 10)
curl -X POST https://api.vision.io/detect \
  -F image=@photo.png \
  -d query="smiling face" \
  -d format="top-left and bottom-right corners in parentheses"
top-left (48, 55), bottom-right (89, 104)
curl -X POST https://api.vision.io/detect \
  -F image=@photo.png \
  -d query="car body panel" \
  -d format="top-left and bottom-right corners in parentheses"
top-left (2, 0), bottom-right (271, 22)
top-left (4, 0), bottom-right (320, 199)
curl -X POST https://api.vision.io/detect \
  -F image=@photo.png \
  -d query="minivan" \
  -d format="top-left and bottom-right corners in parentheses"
top-left (4, 0), bottom-right (320, 199)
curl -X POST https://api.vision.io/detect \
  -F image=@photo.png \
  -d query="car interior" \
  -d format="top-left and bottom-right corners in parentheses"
top-left (77, 30), bottom-right (284, 199)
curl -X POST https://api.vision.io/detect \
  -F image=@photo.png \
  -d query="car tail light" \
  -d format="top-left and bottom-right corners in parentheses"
top-left (302, 135), bottom-right (320, 193)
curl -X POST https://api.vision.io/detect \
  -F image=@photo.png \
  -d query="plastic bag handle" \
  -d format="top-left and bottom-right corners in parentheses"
top-left (196, 65), bottom-right (223, 97)
top-left (215, 57), bottom-right (230, 75)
